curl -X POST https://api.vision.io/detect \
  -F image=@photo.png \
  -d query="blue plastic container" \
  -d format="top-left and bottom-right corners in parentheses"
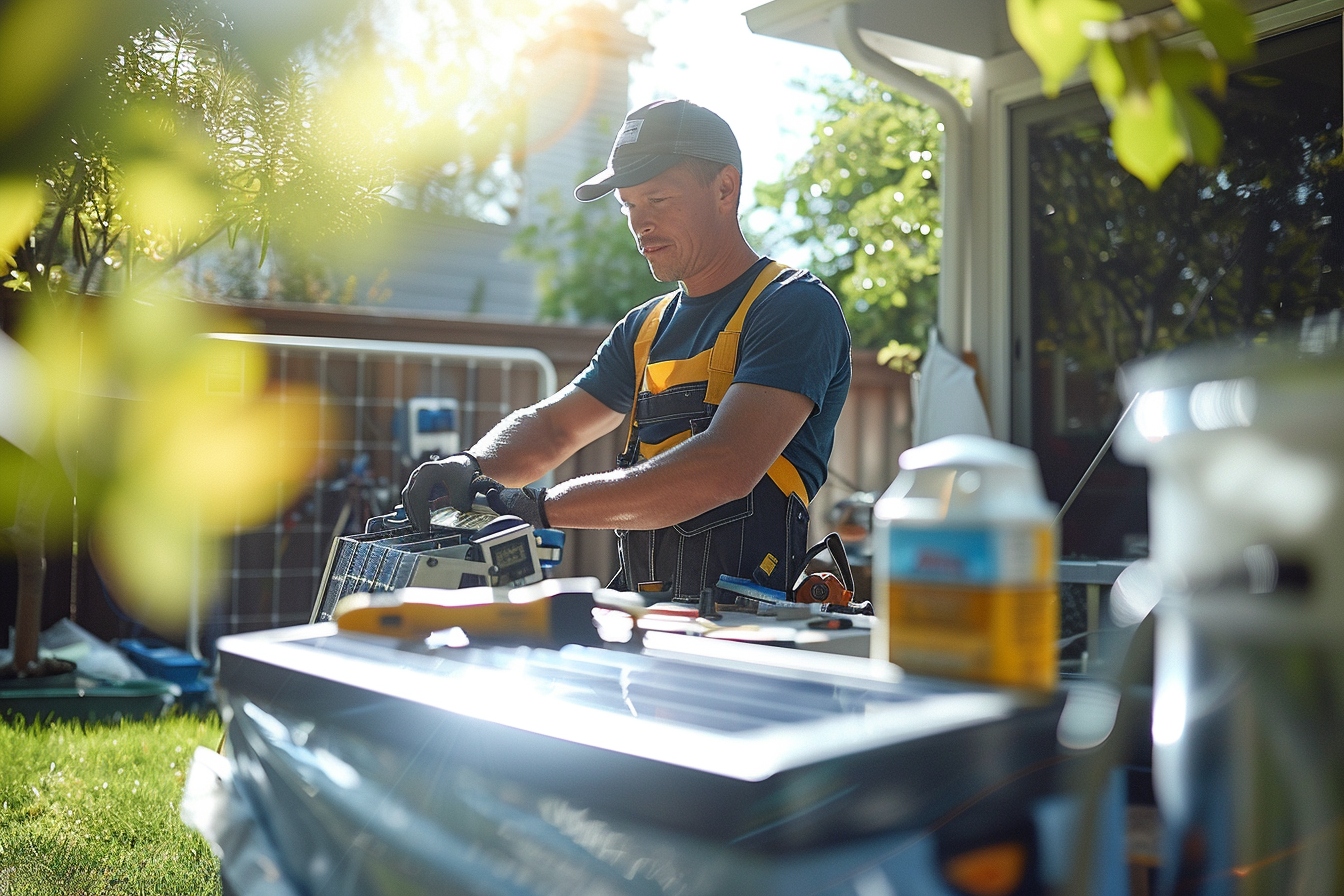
top-left (118, 639), bottom-right (208, 686)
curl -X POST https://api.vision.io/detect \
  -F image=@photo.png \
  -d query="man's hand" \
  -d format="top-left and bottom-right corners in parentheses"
top-left (401, 453), bottom-right (480, 530)
top-left (475, 476), bottom-right (549, 530)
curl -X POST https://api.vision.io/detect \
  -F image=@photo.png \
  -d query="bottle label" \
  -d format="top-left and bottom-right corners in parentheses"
top-left (885, 525), bottom-right (1052, 585)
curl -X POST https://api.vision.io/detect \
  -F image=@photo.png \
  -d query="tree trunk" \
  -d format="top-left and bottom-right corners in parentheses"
top-left (9, 469), bottom-right (51, 673)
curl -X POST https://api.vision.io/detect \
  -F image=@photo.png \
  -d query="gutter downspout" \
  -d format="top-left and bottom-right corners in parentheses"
top-left (830, 3), bottom-right (970, 353)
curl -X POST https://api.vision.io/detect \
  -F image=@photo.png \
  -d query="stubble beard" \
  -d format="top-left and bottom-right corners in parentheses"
top-left (645, 254), bottom-right (684, 284)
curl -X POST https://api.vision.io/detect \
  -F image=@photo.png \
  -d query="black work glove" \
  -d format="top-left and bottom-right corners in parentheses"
top-left (401, 452), bottom-right (480, 531)
top-left (474, 476), bottom-right (550, 530)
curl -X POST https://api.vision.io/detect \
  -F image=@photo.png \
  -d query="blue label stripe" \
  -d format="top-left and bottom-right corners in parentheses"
top-left (887, 528), bottom-right (1000, 584)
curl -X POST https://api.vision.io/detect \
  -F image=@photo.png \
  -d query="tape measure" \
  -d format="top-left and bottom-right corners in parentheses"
top-left (791, 532), bottom-right (857, 606)
top-left (794, 571), bottom-right (853, 605)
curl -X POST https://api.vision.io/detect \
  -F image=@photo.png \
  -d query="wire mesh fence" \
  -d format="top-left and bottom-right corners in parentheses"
top-left (196, 334), bottom-right (556, 652)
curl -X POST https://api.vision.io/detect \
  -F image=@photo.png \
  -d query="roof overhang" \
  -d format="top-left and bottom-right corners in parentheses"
top-left (745, 0), bottom-right (1297, 67)
top-left (744, 0), bottom-right (1019, 70)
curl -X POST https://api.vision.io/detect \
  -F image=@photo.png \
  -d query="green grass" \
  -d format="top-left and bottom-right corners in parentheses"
top-left (0, 713), bottom-right (223, 896)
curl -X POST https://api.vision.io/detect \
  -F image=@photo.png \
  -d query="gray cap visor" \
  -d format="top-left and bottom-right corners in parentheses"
top-left (574, 153), bottom-right (685, 202)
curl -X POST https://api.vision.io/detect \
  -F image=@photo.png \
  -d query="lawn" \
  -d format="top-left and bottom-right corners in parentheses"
top-left (0, 713), bottom-right (223, 896)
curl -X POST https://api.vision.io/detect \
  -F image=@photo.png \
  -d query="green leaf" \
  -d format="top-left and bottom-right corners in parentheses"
top-left (1172, 87), bottom-right (1224, 166)
top-left (1009, 0), bottom-right (1123, 97)
top-left (1117, 33), bottom-right (1160, 91)
top-left (0, 178), bottom-right (44, 266)
top-left (1088, 40), bottom-right (1126, 105)
top-left (876, 340), bottom-right (923, 373)
top-left (4, 270), bottom-right (31, 291)
top-left (1159, 47), bottom-right (1219, 91)
top-left (1111, 80), bottom-right (1186, 190)
top-left (1172, 0), bottom-right (1254, 62)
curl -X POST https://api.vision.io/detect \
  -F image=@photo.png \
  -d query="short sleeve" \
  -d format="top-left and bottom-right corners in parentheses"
top-left (571, 299), bottom-right (661, 414)
top-left (733, 277), bottom-right (851, 413)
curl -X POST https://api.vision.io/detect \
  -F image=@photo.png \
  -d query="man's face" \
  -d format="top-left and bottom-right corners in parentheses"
top-left (615, 163), bottom-right (728, 285)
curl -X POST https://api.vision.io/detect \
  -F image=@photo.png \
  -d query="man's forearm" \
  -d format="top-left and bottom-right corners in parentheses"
top-left (542, 427), bottom-right (758, 530)
top-left (543, 382), bottom-right (813, 530)
top-left (467, 385), bottom-right (624, 488)
top-left (471, 381), bottom-right (810, 530)
top-left (468, 406), bottom-right (568, 486)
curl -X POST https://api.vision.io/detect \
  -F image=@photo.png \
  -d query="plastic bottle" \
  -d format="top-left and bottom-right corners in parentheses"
top-left (872, 435), bottom-right (1058, 689)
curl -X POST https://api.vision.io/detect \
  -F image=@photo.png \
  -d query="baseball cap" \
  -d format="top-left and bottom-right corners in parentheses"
top-left (574, 99), bottom-right (742, 202)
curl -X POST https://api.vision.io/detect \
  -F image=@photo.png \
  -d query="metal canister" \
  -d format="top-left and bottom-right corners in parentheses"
top-left (1116, 338), bottom-right (1344, 895)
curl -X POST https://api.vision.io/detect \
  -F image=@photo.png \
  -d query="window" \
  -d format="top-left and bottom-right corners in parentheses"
top-left (1011, 18), bottom-right (1344, 558)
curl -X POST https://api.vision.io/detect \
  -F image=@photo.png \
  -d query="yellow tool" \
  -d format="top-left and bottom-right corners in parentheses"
top-left (334, 578), bottom-right (765, 648)
top-left (334, 579), bottom-right (603, 646)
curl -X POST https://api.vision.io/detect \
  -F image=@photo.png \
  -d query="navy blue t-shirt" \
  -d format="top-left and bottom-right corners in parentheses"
top-left (573, 257), bottom-right (852, 498)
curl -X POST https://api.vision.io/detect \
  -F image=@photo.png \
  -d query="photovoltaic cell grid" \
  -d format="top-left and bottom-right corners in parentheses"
top-left (201, 336), bottom-right (553, 647)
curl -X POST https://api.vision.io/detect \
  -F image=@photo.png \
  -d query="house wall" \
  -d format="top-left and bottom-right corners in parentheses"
top-left (308, 3), bottom-right (647, 321)
top-left (520, 4), bottom-right (647, 228)
top-left (320, 210), bottom-right (535, 317)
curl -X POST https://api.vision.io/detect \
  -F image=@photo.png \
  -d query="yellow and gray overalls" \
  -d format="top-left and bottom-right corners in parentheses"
top-left (614, 261), bottom-right (812, 599)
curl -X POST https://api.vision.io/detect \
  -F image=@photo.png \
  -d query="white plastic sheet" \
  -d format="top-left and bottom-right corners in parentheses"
top-left (912, 327), bottom-right (992, 446)
top-left (0, 330), bottom-right (42, 456)
top-left (0, 619), bottom-right (146, 682)
top-left (181, 747), bottom-right (302, 896)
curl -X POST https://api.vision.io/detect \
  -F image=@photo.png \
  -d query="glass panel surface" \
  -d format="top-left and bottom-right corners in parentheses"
top-left (1018, 20), bottom-right (1343, 557)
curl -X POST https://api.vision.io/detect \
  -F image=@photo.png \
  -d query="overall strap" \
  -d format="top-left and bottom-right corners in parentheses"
top-left (704, 261), bottom-right (793, 406)
top-left (622, 292), bottom-right (677, 461)
top-left (708, 260), bottom-right (812, 504)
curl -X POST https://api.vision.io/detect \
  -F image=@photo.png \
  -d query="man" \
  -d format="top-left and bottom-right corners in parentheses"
top-left (402, 99), bottom-right (851, 599)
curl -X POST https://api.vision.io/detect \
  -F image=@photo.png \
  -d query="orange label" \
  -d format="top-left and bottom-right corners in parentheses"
top-left (885, 581), bottom-right (1059, 690)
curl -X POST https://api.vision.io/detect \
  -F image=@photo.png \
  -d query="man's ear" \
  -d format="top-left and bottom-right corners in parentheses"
top-left (715, 165), bottom-right (741, 210)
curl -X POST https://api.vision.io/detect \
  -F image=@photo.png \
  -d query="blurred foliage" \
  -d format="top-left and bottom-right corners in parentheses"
top-left (1029, 52), bottom-right (1344, 387)
top-left (510, 190), bottom-right (664, 323)
top-left (307, 0), bottom-right (542, 223)
top-left (755, 71), bottom-right (959, 368)
top-left (0, 0), bottom-right (387, 642)
top-left (875, 340), bottom-right (923, 375)
top-left (0, 0), bottom-right (160, 186)
top-left (0, 0), bottom-right (565, 640)
top-left (1, 0), bottom-right (550, 307)
top-left (6, 291), bottom-right (327, 633)
top-left (4, 3), bottom-right (392, 300)
top-left (1009, 0), bottom-right (1254, 189)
